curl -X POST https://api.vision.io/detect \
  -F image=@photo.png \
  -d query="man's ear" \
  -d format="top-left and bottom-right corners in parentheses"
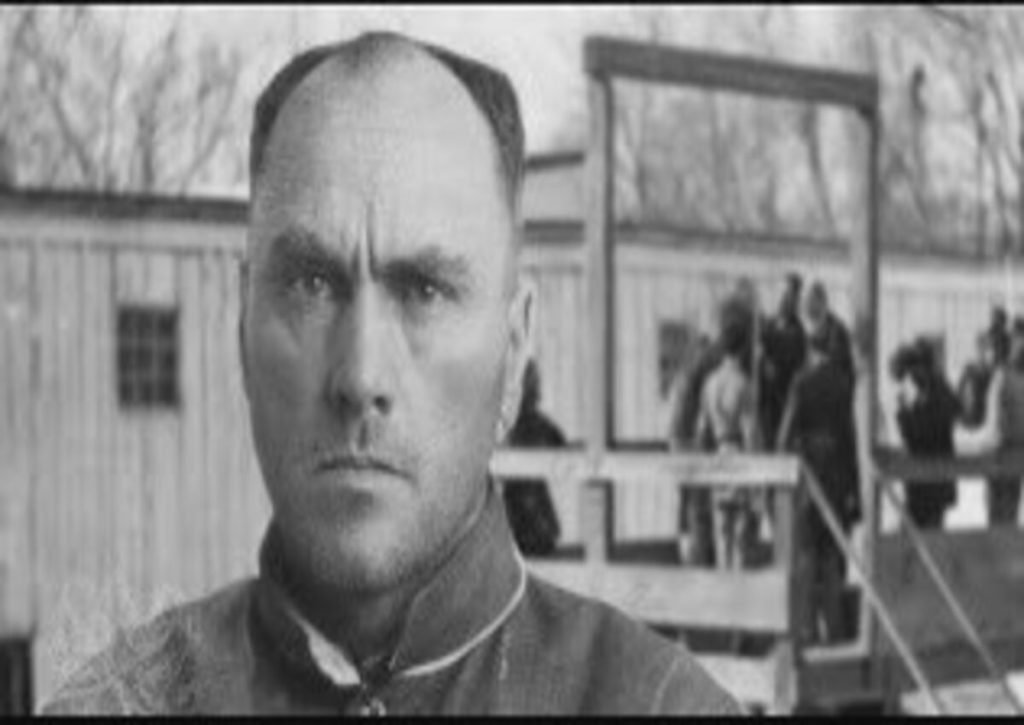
top-left (238, 258), bottom-right (251, 402)
top-left (496, 278), bottom-right (535, 442)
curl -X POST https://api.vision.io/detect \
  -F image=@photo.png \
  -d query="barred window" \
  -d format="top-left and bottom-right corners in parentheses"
top-left (117, 305), bottom-right (179, 409)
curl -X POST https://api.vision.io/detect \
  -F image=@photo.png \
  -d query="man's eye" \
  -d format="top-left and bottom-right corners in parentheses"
top-left (412, 279), bottom-right (442, 303)
top-left (292, 270), bottom-right (332, 298)
top-left (399, 275), bottom-right (450, 307)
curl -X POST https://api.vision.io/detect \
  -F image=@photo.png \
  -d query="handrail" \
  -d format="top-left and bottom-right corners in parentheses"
top-left (876, 447), bottom-right (1024, 481)
top-left (490, 449), bottom-right (800, 489)
top-left (877, 476), bottom-right (1024, 714)
top-left (799, 463), bottom-right (945, 715)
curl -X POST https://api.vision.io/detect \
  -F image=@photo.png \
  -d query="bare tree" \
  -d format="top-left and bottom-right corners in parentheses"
top-left (548, 5), bottom-right (846, 238)
top-left (870, 5), bottom-right (1024, 258)
top-left (0, 6), bottom-right (245, 194)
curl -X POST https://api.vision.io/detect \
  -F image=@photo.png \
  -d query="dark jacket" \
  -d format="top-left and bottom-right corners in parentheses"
top-left (41, 484), bottom-right (742, 716)
top-left (761, 313), bottom-right (806, 446)
top-left (957, 361), bottom-right (991, 429)
top-left (503, 407), bottom-right (565, 555)
top-left (895, 375), bottom-right (959, 515)
top-left (778, 358), bottom-right (861, 527)
top-left (818, 312), bottom-right (855, 384)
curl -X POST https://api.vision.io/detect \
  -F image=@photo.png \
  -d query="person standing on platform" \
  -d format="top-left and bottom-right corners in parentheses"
top-left (667, 332), bottom-right (719, 567)
top-left (777, 326), bottom-right (860, 644)
top-left (958, 328), bottom-right (1024, 527)
top-left (957, 331), bottom-right (999, 431)
top-left (696, 297), bottom-right (760, 571)
top-left (802, 281), bottom-right (854, 385)
top-left (891, 339), bottom-right (959, 529)
top-left (989, 305), bottom-right (1011, 368)
top-left (761, 273), bottom-right (807, 465)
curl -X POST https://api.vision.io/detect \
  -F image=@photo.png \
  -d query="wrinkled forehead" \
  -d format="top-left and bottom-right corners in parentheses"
top-left (256, 47), bottom-right (500, 199)
top-left (249, 49), bottom-right (511, 254)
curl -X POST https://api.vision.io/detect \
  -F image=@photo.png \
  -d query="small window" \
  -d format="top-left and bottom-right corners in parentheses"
top-left (117, 305), bottom-right (180, 409)
top-left (658, 320), bottom-right (695, 399)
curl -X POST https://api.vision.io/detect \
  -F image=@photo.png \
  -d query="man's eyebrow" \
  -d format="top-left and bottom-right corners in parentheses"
top-left (379, 246), bottom-right (473, 286)
top-left (265, 230), bottom-right (473, 285)
top-left (265, 227), bottom-right (346, 275)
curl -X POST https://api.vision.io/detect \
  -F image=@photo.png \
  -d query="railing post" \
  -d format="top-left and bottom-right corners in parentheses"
top-left (771, 483), bottom-right (800, 714)
top-left (581, 479), bottom-right (614, 564)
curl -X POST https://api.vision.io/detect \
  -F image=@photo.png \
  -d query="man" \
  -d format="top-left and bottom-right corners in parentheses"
top-left (667, 332), bottom-right (719, 567)
top-left (731, 276), bottom-right (760, 378)
top-left (777, 326), bottom-right (860, 644)
top-left (802, 281), bottom-right (854, 385)
top-left (958, 327), bottom-right (1024, 527)
top-left (502, 360), bottom-right (563, 557)
top-left (668, 332), bottom-right (719, 450)
top-left (696, 296), bottom-right (760, 571)
top-left (42, 34), bottom-right (740, 715)
top-left (891, 339), bottom-right (959, 529)
top-left (760, 273), bottom-right (806, 449)
top-left (957, 331), bottom-right (998, 430)
top-left (989, 305), bottom-right (1010, 368)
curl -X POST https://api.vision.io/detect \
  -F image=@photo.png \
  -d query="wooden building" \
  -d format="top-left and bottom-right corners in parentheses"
top-left (1, 160), bottom-right (1022, 705)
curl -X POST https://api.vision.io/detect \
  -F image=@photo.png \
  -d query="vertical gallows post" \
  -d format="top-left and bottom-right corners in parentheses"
top-left (584, 56), bottom-right (615, 457)
top-left (851, 97), bottom-right (882, 659)
top-left (582, 48), bottom-right (616, 563)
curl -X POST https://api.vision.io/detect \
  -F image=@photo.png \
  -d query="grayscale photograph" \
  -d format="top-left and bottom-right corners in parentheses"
top-left (0, 4), bottom-right (1023, 716)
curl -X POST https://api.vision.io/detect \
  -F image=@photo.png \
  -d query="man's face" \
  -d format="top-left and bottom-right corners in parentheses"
top-left (980, 339), bottom-right (995, 368)
top-left (779, 284), bottom-right (799, 319)
top-left (241, 53), bottom-right (531, 593)
top-left (803, 289), bottom-right (827, 332)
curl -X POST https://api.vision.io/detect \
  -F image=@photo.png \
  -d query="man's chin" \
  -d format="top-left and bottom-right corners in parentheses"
top-left (288, 513), bottom-right (423, 593)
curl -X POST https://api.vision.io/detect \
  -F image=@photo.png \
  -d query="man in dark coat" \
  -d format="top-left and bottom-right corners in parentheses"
top-left (760, 273), bottom-right (806, 451)
top-left (892, 339), bottom-right (959, 529)
top-left (802, 281), bottom-right (854, 385)
top-left (957, 331), bottom-right (998, 429)
top-left (42, 32), bottom-right (741, 715)
top-left (989, 306), bottom-right (1010, 368)
top-left (777, 327), bottom-right (860, 644)
top-left (503, 360), bottom-right (564, 556)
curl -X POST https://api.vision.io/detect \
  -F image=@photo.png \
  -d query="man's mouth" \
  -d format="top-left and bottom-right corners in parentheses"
top-left (315, 453), bottom-right (404, 478)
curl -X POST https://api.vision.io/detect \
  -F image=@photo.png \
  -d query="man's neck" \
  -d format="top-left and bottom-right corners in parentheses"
top-left (274, 482), bottom-right (492, 673)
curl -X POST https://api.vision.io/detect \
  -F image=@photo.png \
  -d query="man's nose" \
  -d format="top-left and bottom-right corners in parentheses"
top-left (324, 286), bottom-right (395, 418)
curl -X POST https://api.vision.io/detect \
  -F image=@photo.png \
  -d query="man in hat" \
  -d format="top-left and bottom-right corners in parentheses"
top-left (777, 324), bottom-right (860, 643)
top-left (761, 273), bottom-right (806, 453)
top-left (802, 281), bottom-right (854, 385)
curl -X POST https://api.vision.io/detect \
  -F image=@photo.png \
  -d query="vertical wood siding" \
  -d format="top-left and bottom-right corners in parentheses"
top-left (0, 218), bottom-right (1014, 702)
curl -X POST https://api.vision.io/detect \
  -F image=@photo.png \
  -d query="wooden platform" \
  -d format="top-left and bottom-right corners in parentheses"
top-left (901, 673), bottom-right (1024, 715)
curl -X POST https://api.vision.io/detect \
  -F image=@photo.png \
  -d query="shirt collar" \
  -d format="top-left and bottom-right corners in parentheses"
top-left (253, 479), bottom-right (526, 688)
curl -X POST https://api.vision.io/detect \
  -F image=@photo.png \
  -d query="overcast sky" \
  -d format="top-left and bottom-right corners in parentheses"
top-left (94, 5), bottom-right (849, 154)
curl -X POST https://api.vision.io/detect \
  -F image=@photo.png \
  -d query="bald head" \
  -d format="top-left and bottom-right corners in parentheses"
top-left (250, 32), bottom-right (524, 214)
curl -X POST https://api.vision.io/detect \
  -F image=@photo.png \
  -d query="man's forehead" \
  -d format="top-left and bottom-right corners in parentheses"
top-left (264, 42), bottom-right (489, 168)
top-left (246, 38), bottom-right (517, 288)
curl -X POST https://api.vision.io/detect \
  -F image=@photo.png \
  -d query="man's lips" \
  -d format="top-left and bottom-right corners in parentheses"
top-left (314, 453), bottom-right (406, 478)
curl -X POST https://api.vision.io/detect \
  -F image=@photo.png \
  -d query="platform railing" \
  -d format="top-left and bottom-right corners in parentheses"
top-left (490, 449), bottom-right (802, 714)
top-left (873, 449), bottom-right (1024, 715)
top-left (798, 462), bottom-right (943, 714)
